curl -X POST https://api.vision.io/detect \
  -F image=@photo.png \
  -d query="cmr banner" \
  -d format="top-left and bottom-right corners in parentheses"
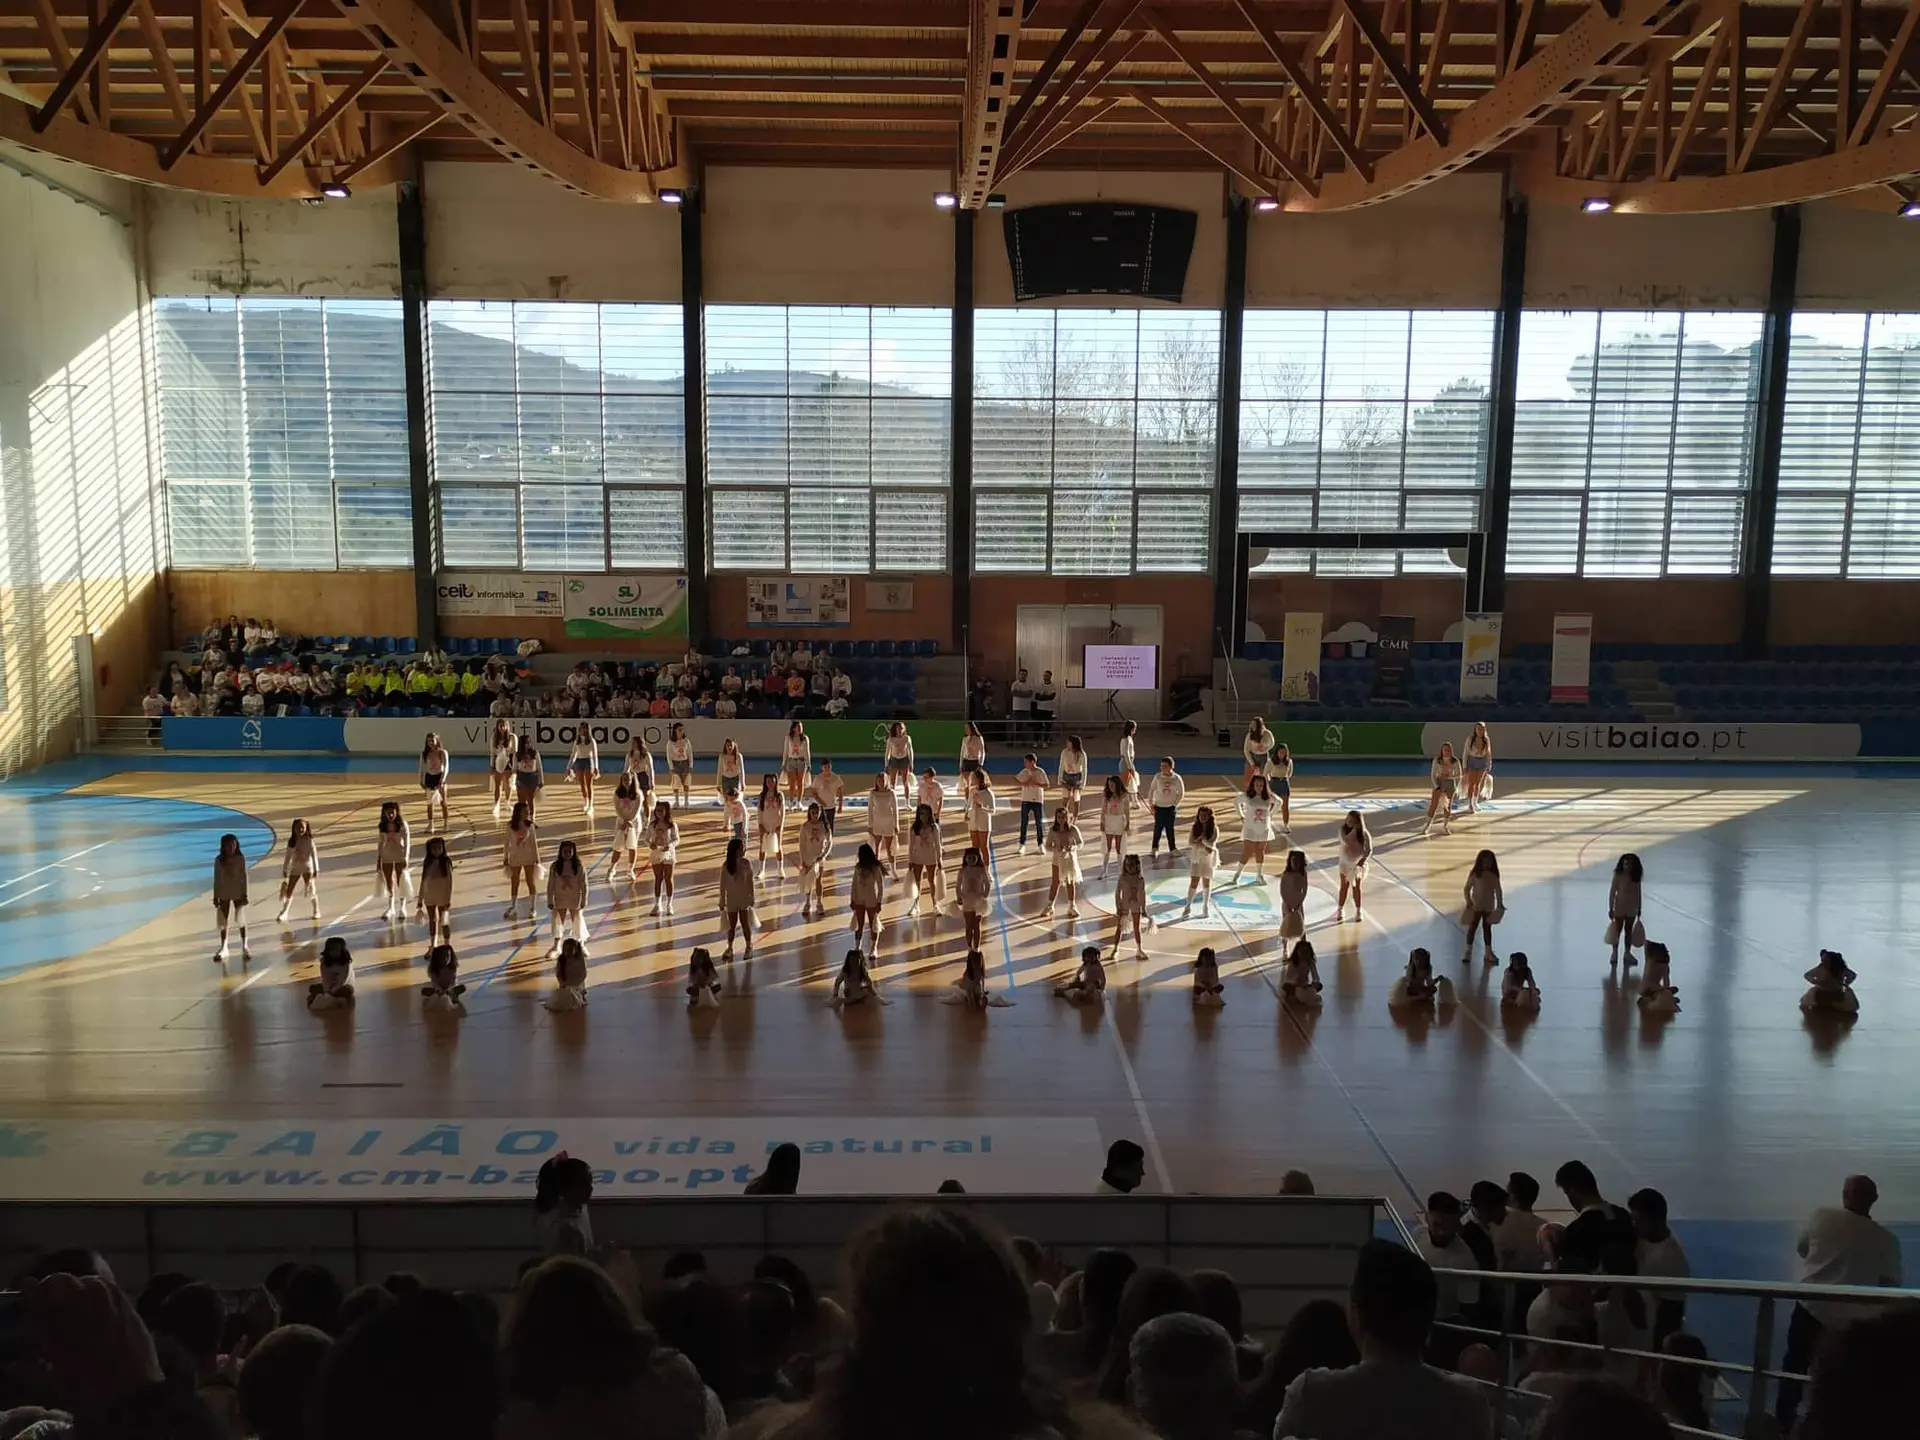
top-left (1280, 612), bottom-right (1323, 702)
top-left (343, 715), bottom-right (968, 759)
top-left (0, 1116), bottom-right (1103, 1201)
top-left (1460, 613), bottom-right (1501, 701)
top-left (1550, 614), bottom-right (1593, 702)
top-left (1372, 616), bottom-right (1414, 703)
top-left (564, 575), bottom-right (690, 639)
top-left (1419, 721), bottom-right (1862, 762)
top-left (434, 572), bottom-right (563, 617)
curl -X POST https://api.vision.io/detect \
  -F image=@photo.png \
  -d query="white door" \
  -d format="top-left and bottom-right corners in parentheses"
top-left (1015, 604), bottom-right (1164, 725)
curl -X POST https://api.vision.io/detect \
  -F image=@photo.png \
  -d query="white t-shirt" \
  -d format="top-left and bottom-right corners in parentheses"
top-left (1010, 680), bottom-right (1034, 713)
top-left (1276, 1359), bottom-right (1490, 1440)
top-left (967, 787), bottom-right (996, 830)
top-left (1237, 793), bottom-right (1277, 842)
top-left (1147, 771), bottom-right (1185, 808)
top-left (1411, 1225), bottom-right (1482, 1311)
top-left (1796, 1206), bottom-right (1905, 1326)
top-left (1058, 746), bottom-right (1086, 780)
top-left (812, 770), bottom-right (847, 809)
top-left (1017, 765), bottom-right (1048, 803)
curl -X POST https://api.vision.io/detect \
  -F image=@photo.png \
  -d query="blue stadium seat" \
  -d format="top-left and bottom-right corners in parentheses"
top-left (896, 660), bottom-right (917, 681)
top-left (875, 640), bottom-right (898, 658)
top-left (916, 639), bottom-right (937, 658)
top-left (854, 640), bottom-right (876, 659)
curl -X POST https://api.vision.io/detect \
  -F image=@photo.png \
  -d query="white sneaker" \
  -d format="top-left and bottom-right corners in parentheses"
top-left (1066, 905), bottom-right (1080, 919)
top-left (1182, 903), bottom-right (1192, 918)
top-left (1019, 843), bottom-right (1031, 856)
top-left (240, 945), bottom-right (253, 962)
top-left (666, 897), bottom-right (675, 915)
top-left (275, 906), bottom-right (289, 924)
top-left (650, 901), bottom-right (661, 917)
top-left (504, 904), bottom-right (518, 920)
top-left (214, 943), bottom-right (229, 963)
top-left (310, 901), bottom-right (321, 920)
top-left (576, 920), bottom-right (591, 942)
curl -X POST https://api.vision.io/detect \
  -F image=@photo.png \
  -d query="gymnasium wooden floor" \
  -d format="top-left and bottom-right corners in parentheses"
top-left (3, 755), bottom-right (1918, 1226)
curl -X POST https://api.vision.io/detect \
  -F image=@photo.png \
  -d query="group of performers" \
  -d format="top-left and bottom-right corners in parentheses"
top-left (205, 716), bottom-right (1858, 1023)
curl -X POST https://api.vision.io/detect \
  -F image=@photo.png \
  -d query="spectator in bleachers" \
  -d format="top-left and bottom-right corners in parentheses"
top-left (1185, 1269), bottom-right (1262, 1381)
top-left (1241, 1299), bottom-right (1357, 1435)
top-left (1777, 1174), bottom-right (1904, 1430)
top-left (1499, 1172), bottom-right (1547, 1273)
top-left (1096, 1266), bottom-right (1198, 1404)
top-left (1530, 1377), bottom-right (1673, 1439)
top-left (1554, 1162), bottom-right (1635, 1273)
top-left (1410, 1192), bottom-right (1497, 1360)
top-left (1272, 1239), bottom-right (1490, 1440)
top-left (744, 1142), bottom-right (803, 1196)
top-left (1127, 1313), bottom-right (1242, 1440)
top-left (151, 1279), bottom-right (243, 1432)
top-left (1796, 1300), bottom-right (1920, 1440)
top-left (1627, 1188), bottom-right (1688, 1343)
top-left (279, 1263), bottom-right (345, 1335)
top-left (317, 1288), bottom-right (501, 1440)
top-left (1651, 1332), bottom-right (1711, 1433)
top-left (238, 1323), bottom-right (333, 1440)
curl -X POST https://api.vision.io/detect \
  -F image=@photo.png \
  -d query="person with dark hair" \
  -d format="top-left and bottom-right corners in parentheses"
top-left (278, 1264), bottom-right (345, 1335)
top-left (1777, 1174), bottom-right (1904, 1431)
top-left (936, 1178), bottom-right (967, 1194)
top-left (1554, 1161), bottom-right (1635, 1272)
top-left (502, 1256), bottom-right (658, 1437)
top-left (1127, 1313), bottom-right (1241, 1440)
top-left (1412, 1191), bottom-right (1498, 1362)
top-left (662, 1250), bottom-right (708, 1282)
top-left (1627, 1187), bottom-right (1689, 1343)
top-left (1098, 1139), bottom-right (1146, 1195)
top-left (1797, 1300), bottom-right (1920, 1440)
top-left (1185, 1269), bottom-right (1261, 1379)
top-left (335, 1284), bottom-right (395, 1334)
top-left (1496, 1171), bottom-right (1546, 1274)
top-left (238, 1325), bottom-right (333, 1440)
top-left (150, 1280), bottom-right (241, 1432)
top-left (1653, 1332), bottom-right (1712, 1433)
top-left (644, 1276), bottom-right (748, 1406)
top-left (746, 1142), bottom-right (802, 1195)
top-left (754, 1252), bottom-right (850, 1363)
top-left (1274, 1239), bottom-right (1489, 1440)
top-left (1240, 1298), bottom-right (1358, 1435)
top-left (134, 1272), bottom-right (194, 1330)
top-left (1039, 1247), bottom-right (1138, 1380)
top-left (317, 1289), bottom-right (500, 1440)
top-left (1095, 1265), bottom-right (1198, 1404)
top-left (736, 1278), bottom-right (801, 1419)
top-left (533, 1152), bottom-right (596, 1256)
top-left (1531, 1376), bottom-right (1674, 1439)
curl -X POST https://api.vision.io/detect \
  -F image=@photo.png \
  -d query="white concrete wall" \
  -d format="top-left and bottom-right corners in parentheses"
top-left (145, 187), bottom-right (400, 297)
top-left (1525, 204), bottom-right (1775, 310)
top-left (1797, 205), bottom-right (1920, 309)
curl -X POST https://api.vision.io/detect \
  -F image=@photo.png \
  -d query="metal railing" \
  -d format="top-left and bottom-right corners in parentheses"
top-left (1215, 626), bottom-right (1241, 732)
top-left (1427, 1264), bottom-right (1920, 1438)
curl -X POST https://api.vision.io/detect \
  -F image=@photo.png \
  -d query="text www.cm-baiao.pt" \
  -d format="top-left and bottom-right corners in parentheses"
top-left (142, 1164), bottom-right (774, 1189)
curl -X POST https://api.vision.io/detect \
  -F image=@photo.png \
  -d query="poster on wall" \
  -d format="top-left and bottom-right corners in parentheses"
top-left (563, 576), bottom-right (691, 639)
top-left (1280, 612), bottom-right (1323, 702)
top-left (434, 572), bottom-right (563, 617)
top-left (1460, 613), bottom-right (1502, 702)
top-left (749, 577), bottom-right (852, 627)
top-left (1372, 616), bottom-right (1414, 703)
top-left (1551, 614), bottom-right (1593, 702)
top-left (865, 581), bottom-right (914, 612)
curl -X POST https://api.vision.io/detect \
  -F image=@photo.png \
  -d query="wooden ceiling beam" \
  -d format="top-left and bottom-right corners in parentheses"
top-left (256, 49), bottom-right (381, 181)
top-left (163, 0), bottom-right (295, 166)
top-left (1144, 5), bottom-right (1317, 193)
top-left (1737, 0), bottom-right (1818, 173)
top-left (1121, 83), bottom-right (1272, 194)
top-left (1338, 0), bottom-right (1446, 144)
top-left (997, 22), bottom-right (1141, 173)
top-left (959, 0), bottom-right (1023, 205)
top-left (1849, 0), bottom-right (1920, 148)
top-left (31, 0), bottom-right (133, 129)
top-left (1001, 0), bottom-right (1101, 140)
top-left (1231, 0), bottom-right (1369, 179)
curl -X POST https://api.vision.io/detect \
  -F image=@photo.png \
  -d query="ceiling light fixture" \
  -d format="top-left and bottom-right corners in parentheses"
top-left (1253, 196), bottom-right (1280, 212)
top-left (658, 188), bottom-right (685, 205)
top-left (1581, 196), bottom-right (1614, 214)
top-left (318, 182), bottom-right (352, 200)
top-left (1900, 200), bottom-right (1920, 218)
top-left (985, 193), bottom-right (1007, 209)
top-left (933, 191), bottom-right (959, 209)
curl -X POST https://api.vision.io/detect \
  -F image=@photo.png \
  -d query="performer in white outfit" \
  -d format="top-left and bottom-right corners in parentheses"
top-left (666, 723), bottom-right (695, 804)
top-left (1192, 947), bottom-right (1225, 1007)
top-left (848, 844), bottom-right (886, 953)
top-left (754, 775), bottom-right (785, 870)
top-left (943, 947), bottom-right (1011, 1009)
top-left (906, 803), bottom-right (944, 912)
top-left (965, 768), bottom-right (996, 857)
top-left (418, 732), bottom-right (450, 829)
top-left (831, 948), bottom-right (879, 1008)
top-left (375, 801), bottom-right (411, 920)
top-left (1608, 853), bottom-right (1645, 967)
top-left (1425, 743), bottom-right (1461, 836)
top-left (685, 947), bottom-right (722, 1010)
top-left (782, 721), bottom-right (812, 805)
top-left (1800, 949), bottom-right (1858, 1018)
top-left (1184, 807), bottom-right (1220, 917)
top-left (1054, 944), bottom-right (1106, 1003)
top-left (421, 944), bottom-right (466, 1015)
top-left (1044, 807), bottom-right (1084, 918)
top-left (610, 775), bottom-right (644, 881)
top-left (959, 723), bottom-right (988, 782)
top-left (1111, 852), bottom-right (1148, 957)
top-left (212, 833), bottom-right (251, 963)
top-left (276, 818), bottom-right (321, 923)
top-left (956, 845), bottom-right (993, 951)
top-left (418, 835), bottom-right (454, 947)
top-left (546, 839), bottom-right (590, 955)
top-left (622, 734), bottom-right (656, 805)
top-left (1278, 850), bottom-right (1309, 940)
top-left (646, 801), bottom-right (680, 916)
top-left (1243, 718), bottom-right (1274, 788)
top-left (718, 837), bottom-right (757, 960)
top-left (1461, 849), bottom-right (1505, 963)
top-left (512, 739), bottom-right (545, 821)
top-left (1336, 810), bottom-right (1372, 921)
top-left (1463, 722), bottom-right (1494, 811)
top-left (1117, 720), bottom-right (1140, 808)
top-left (501, 802), bottom-right (540, 920)
top-left (1270, 744), bottom-right (1295, 836)
top-left (1232, 776), bottom-right (1278, 885)
top-left (567, 729), bottom-right (600, 816)
top-left (1058, 736), bottom-right (1088, 820)
top-left (1280, 939), bottom-right (1322, 1007)
top-left (866, 773), bottom-right (899, 872)
top-left (1502, 952), bottom-right (1542, 1010)
top-left (1389, 946), bottom-right (1454, 1009)
top-left (1639, 940), bottom-right (1680, 1014)
top-left (489, 719), bottom-right (516, 815)
top-left (883, 721), bottom-right (915, 797)
top-left (1097, 776), bottom-right (1129, 873)
top-left (307, 936), bottom-right (355, 1010)
top-left (715, 738), bottom-right (746, 801)
top-left (544, 938), bottom-right (588, 1012)
top-left (797, 802), bottom-right (832, 919)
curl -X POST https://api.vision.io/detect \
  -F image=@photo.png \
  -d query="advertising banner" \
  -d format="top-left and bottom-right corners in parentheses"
top-left (563, 575), bottom-right (690, 639)
top-left (1460, 613), bottom-right (1502, 702)
top-left (1266, 722), bottom-right (1426, 758)
top-left (1419, 721), bottom-right (1862, 762)
top-left (748, 577), bottom-right (851, 627)
top-left (162, 717), bottom-right (345, 751)
top-left (343, 716), bottom-right (967, 760)
top-left (864, 580), bottom-right (914, 612)
top-left (434, 572), bottom-right (563, 617)
top-left (1280, 612), bottom-right (1323, 702)
top-left (1550, 614), bottom-right (1592, 702)
top-left (1372, 616), bottom-right (1414, 703)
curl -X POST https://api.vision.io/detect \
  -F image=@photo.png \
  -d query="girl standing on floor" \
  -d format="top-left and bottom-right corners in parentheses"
top-left (546, 839), bottom-right (589, 955)
top-left (1608, 853), bottom-right (1645, 967)
top-left (798, 801), bottom-right (832, 920)
top-left (907, 802), bottom-right (944, 913)
top-left (1112, 852), bottom-right (1148, 958)
top-left (956, 845), bottom-right (992, 950)
top-left (916, 765), bottom-right (945, 819)
top-left (646, 801), bottom-right (680, 916)
top-left (960, 721), bottom-right (987, 782)
top-left (849, 843), bottom-right (886, 952)
top-left (1015, 753), bottom-right (1049, 854)
top-left (623, 732), bottom-right (655, 806)
top-left (1044, 806), bottom-right (1085, 919)
top-left (965, 767), bottom-right (995, 858)
top-left (502, 800), bottom-right (539, 920)
top-left (866, 772), bottom-right (899, 873)
top-left (544, 938), bottom-right (588, 1013)
top-left (782, 720), bottom-right (812, 805)
top-left (1058, 735), bottom-right (1088, 820)
top-left (421, 944), bottom-right (465, 1013)
top-left (276, 818), bottom-right (320, 923)
top-left (418, 835), bottom-right (453, 947)
top-left (1233, 776), bottom-right (1277, 886)
top-left (1639, 940), bottom-right (1680, 1013)
top-left (1243, 717), bottom-right (1274, 788)
top-left (1098, 775), bottom-right (1129, 874)
top-left (666, 722), bottom-right (695, 805)
top-left (719, 836), bottom-right (757, 961)
top-left (512, 737), bottom-right (545, 822)
top-left (490, 720), bottom-right (516, 815)
top-left (1118, 720), bottom-right (1140, 810)
top-left (883, 721), bottom-right (915, 797)
top-left (567, 727), bottom-right (600, 816)
top-left (1279, 849), bottom-right (1309, 942)
top-left (686, 947), bottom-right (721, 1009)
top-left (1184, 806), bottom-right (1220, 918)
top-left (212, 832), bottom-right (251, 963)
top-left (1502, 951), bottom-right (1541, 1010)
top-left (1335, 810), bottom-right (1371, 922)
top-left (1464, 722), bottom-right (1494, 811)
top-left (1193, 947), bottom-right (1224, 1007)
top-left (831, 948), bottom-right (878, 1008)
top-left (1800, 949), bottom-right (1858, 1017)
top-left (1461, 849), bottom-right (1504, 963)
top-left (755, 774), bottom-right (785, 871)
top-left (1424, 743), bottom-right (1460, 836)
top-left (721, 786), bottom-right (748, 847)
top-left (610, 774), bottom-right (643, 882)
top-left (418, 732), bottom-right (450, 830)
top-left (1271, 743), bottom-right (1295, 836)
top-left (1281, 939), bottom-right (1323, 1005)
top-left (376, 801), bottom-right (411, 920)
top-left (1055, 944), bottom-right (1106, 1003)
top-left (715, 737), bottom-right (746, 803)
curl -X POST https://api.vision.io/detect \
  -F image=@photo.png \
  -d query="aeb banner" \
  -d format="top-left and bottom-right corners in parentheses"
top-left (564, 575), bottom-right (690, 639)
top-left (1372, 616), bottom-right (1414, 703)
top-left (1551, 614), bottom-right (1592, 702)
top-left (1460, 614), bottom-right (1501, 702)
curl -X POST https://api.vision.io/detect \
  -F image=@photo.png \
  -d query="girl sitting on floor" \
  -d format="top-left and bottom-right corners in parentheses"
top-left (1800, 948), bottom-right (1858, 1017)
top-left (544, 937), bottom-right (588, 1013)
top-left (1639, 940), bottom-right (1681, 1014)
top-left (1389, 947), bottom-right (1454, 1009)
top-left (686, 947), bottom-right (722, 1010)
top-left (1055, 944), bottom-right (1107, 1003)
top-left (307, 937), bottom-right (355, 1011)
top-left (420, 944), bottom-right (466, 1014)
top-left (942, 948), bottom-right (1011, 1009)
top-left (1192, 947), bottom-right (1224, 1007)
top-left (831, 948), bottom-right (878, 1009)
top-left (1280, 939), bottom-right (1323, 1006)
top-left (1501, 951), bottom-right (1542, 1010)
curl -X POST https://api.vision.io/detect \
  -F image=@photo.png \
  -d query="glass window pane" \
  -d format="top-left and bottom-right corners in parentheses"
top-left (790, 487), bottom-right (871, 572)
top-left (1051, 488), bottom-right (1133, 576)
top-left (875, 490), bottom-right (947, 572)
top-left (440, 485), bottom-right (520, 568)
top-left (522, 484), bottom-right (606, 571)
top-left (166, 479), bottom-right (248, 568)
top-left (711, 488), bottom-right (787, 571)
top-left (974, 490), bottom-right (1049, 572)
top-left (337, 484), bottom-right (413, 567)
top-left (603, 395), bottom-right (684, 481)
top-left (974, 401), bottom-right (1052, 487)
top-left (1135, 491), bottom-right (1210, 572)
top-left (609, 487), bottom-right (686, 569)
top-left (1507, 492), bottom-right (1583, 575)
top-left (872, 398), bottom-right (950, 486)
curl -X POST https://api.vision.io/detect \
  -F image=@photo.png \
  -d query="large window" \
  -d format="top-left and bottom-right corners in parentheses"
top-left (974, 309), bottom-right (1217, 575)
top-left (706, 305), bottom-right (950, 573)
top-left (1238, 309), bottom-right (1494, 575)
top-left (153, 297), bottom-right (411, 569)
top-left (1511, 311), bottom-right (1762, 576)
top-left (428, 300), bottom-right (685, 571)
top-left (1775, 313), bottom-right (1920, 577)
